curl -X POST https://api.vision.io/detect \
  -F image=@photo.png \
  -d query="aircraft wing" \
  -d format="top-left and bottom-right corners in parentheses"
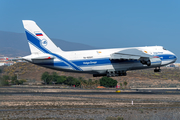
top-left (110, 48), bottom-right (153, 60)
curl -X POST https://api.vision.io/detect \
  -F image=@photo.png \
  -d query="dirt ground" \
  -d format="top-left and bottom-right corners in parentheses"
top-left (0, 87), bottom-right (180, 120)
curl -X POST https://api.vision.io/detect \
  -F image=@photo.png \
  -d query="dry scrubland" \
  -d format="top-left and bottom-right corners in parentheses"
top-left (0, 88), bottom-right (180, 120)
top-left (2, 62), bottom-right (180, 88)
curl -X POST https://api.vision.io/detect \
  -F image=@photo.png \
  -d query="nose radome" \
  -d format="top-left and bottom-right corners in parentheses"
top-left (160, 50), bottom-right (177, 65)
top-left (169, 51), bottom-right (177, 63)
top-left (170, 51), bottom-right (177, 59)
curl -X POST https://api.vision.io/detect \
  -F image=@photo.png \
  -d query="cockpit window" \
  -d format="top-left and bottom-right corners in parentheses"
top-left (163, 47), bottom-right (167, 50)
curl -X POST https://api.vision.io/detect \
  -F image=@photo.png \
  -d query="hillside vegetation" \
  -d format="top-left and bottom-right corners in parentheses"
top-left (1, 62), bottom-right (180, 88)
top-left (129, 68), bottom-right (180, 80)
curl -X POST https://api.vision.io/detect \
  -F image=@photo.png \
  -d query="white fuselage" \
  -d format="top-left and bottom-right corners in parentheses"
top-left (23, 46), bottom-right (177, 75)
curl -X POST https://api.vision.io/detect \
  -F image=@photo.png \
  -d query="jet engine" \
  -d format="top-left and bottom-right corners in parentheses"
top-left (140, 56), bottom-right (161, 66)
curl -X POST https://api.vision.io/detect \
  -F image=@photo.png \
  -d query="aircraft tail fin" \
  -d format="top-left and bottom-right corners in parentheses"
top-left (22, 20), bottom-right (63, 54)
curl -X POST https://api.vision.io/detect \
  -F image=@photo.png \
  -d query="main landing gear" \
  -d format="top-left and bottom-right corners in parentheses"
top-left (93, 71), bottom-right (127, 77)
top-left (106, 71), bottom-right (127, 77)
top-left (154, 67), bottom-right (161, 72)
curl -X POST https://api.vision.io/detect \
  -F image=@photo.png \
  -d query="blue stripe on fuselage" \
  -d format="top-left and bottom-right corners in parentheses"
top-left (36, 54), bottom-right (176, 69)
top-left (36, 58), bottom-right (140, 67)
top-left (156, 54), bottom-right (177, 61)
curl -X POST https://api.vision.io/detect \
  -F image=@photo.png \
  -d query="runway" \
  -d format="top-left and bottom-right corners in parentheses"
top-left (0, 91), bottom-right (180, 95)
top-left (1, 87), bottom-right (180, 119)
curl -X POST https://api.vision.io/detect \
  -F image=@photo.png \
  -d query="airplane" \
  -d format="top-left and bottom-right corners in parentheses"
top-left (22, 20), bottom-right (177, 77)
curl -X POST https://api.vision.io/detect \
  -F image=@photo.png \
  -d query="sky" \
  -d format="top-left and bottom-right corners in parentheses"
top-left (0, 0), bottom-right (180, 61)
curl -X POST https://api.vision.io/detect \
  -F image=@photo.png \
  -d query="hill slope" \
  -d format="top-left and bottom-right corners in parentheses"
top-left (2, 62), bottom-right (180, 88)
top-left (0, 31), bottom-right (98, 57)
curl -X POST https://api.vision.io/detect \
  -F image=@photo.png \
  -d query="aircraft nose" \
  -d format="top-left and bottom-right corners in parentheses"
top-left (168, 51), bottom-right (177, 63)
top-left (160, 51), bottom-right (177, 65)
top-left (174, 55), bottom-right (177, 62)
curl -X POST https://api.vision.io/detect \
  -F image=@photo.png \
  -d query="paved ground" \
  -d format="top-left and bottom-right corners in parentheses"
top-left (0, 87), bottom-right (180, 120)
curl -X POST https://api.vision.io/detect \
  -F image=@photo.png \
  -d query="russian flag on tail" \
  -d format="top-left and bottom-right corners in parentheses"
top-left (35, 31), bottom-right (43, 36)
top-left (36, 33), bottom-right (43, 36)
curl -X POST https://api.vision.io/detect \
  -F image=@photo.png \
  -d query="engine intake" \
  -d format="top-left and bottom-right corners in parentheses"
top-left (140, 56), bottom-right (161, 66)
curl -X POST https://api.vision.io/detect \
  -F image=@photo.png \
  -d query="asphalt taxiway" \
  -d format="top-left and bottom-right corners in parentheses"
top-left (1, 87), bottom-right (180, 119)
top-left (0, 91), bottom-right (180, 95)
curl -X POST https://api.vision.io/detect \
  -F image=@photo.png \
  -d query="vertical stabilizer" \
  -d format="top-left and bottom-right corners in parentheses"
top-left (22, 20), bottom-right (63, 54)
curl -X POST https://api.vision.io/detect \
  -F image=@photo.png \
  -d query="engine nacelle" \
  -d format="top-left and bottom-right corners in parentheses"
top-left (140, 57), bottom-right (161, 66)
top-left (149, 57), bottom-right (161, 66)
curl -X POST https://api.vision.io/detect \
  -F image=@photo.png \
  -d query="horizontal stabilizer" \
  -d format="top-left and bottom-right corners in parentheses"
top-left (31, 56), bottom-right (55, 60)
top-left (22, 54), bottom-right (55, 61)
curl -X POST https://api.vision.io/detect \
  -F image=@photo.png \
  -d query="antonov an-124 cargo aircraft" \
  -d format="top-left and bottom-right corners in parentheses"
top-left (22, 20), bottom-right (177, 77)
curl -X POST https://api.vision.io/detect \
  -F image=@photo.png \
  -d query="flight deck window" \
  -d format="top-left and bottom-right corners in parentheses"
top-left (163, 48), bottom-right (167, 50)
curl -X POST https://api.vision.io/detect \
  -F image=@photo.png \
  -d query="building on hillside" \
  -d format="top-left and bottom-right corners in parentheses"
top-left (0, 56), bottom-right (27, 66)
top-left (174, 63), bottom-right (180, 67)
top-left (166, 63), bottom-right (180, 68)
top-left (0, 63), bottom-right (5, 66)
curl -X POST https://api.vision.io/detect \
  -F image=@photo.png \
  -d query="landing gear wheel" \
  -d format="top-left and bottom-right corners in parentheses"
top-left (154, 68), bottom-right (161, 72)
top-left (122, 72), bottom-right (127, 76)
top-left (146, 60), bottom-right (151, 66)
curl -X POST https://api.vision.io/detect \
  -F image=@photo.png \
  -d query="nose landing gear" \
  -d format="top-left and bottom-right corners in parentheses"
top-left (154, 67), bottom-right (161, 72)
